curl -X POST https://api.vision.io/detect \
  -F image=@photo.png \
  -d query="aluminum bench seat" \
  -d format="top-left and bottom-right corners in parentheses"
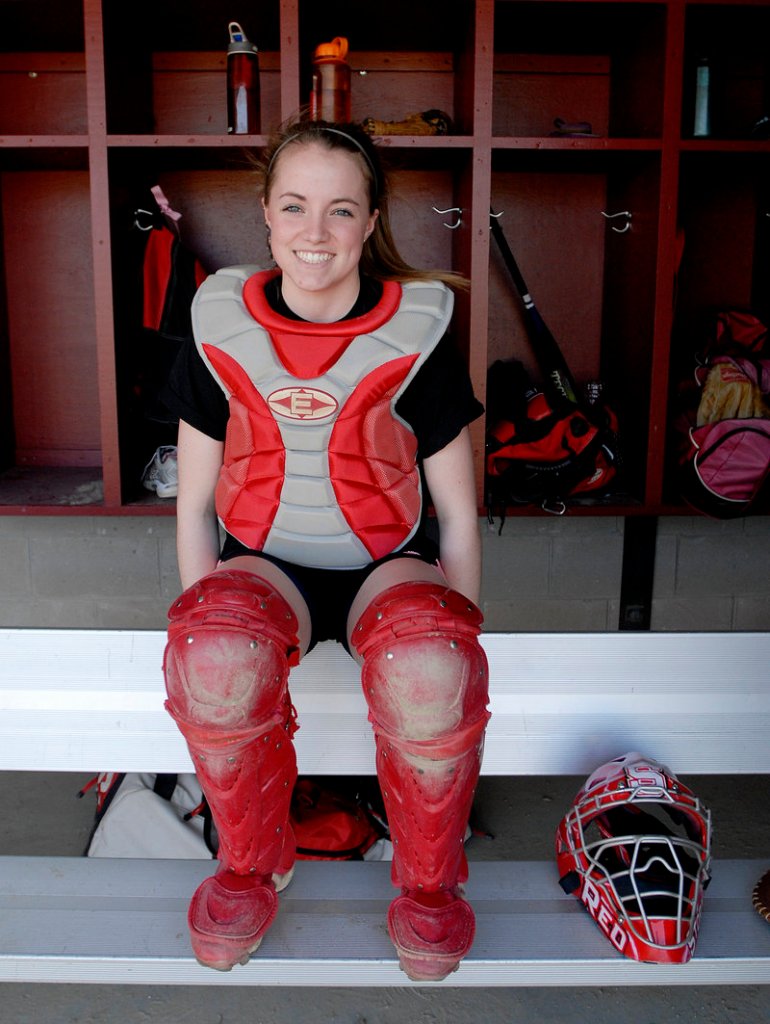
top-left (1, 627), bottom-right (768, 987)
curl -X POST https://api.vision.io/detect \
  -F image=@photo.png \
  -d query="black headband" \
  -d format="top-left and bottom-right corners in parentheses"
top-left (266, 127), bottom-right (379, 195)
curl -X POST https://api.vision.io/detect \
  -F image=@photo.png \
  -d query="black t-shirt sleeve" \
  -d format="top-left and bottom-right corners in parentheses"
top-left (160, 336), bottom-right (229, 441)
top-left (396, 335), bottom-right (485, 459)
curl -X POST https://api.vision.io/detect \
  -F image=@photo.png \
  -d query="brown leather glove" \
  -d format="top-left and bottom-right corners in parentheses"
top-left (753, 868), bottom-right (770, 924)
top-left (362, 109), bottom-right (453, 136)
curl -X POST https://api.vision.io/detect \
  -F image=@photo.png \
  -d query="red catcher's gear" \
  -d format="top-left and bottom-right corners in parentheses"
top-left (163, 569), bottom-right (300, 970)
top-left (192, 267), bottom-right (453, 568)
top-left (351, 581), bottom-right (490, 980)
top-left (555, 751), bottom-right (712, 964)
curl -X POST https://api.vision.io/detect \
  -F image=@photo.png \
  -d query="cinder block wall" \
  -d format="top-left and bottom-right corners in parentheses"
top-left (1, 514), bottom-right (768, 631)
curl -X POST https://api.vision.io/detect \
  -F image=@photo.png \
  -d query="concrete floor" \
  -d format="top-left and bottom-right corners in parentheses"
top-left (0, 772), bottom-right (768, 1023)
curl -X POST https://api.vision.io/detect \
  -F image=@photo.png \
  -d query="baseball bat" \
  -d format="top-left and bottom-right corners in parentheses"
top-left (490, 210), bottom-right (583, 409)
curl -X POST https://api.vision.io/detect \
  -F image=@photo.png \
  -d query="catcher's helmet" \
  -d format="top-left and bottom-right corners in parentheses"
top-left (555, 751), bottom-right (711, 964)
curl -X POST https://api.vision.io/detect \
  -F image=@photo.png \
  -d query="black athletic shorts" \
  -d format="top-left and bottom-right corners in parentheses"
top-left (219, 532), bottom-right (440, 652)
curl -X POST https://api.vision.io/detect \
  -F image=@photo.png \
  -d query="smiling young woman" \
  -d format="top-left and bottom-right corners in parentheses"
top-left (160, 116), bottom-right (488, 982)
top-left (261, 140), bottom-right (378, 321)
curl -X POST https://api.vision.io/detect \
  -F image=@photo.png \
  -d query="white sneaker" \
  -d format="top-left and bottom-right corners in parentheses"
top-left (141, 445), bottom-right (178, 498)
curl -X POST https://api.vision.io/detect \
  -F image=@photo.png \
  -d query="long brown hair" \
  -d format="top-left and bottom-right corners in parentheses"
top-left (254, 117), bottom-right (469, 291)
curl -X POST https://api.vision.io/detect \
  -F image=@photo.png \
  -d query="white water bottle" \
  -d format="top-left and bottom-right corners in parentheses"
top-left (693, 57), bottom-right (711, 138)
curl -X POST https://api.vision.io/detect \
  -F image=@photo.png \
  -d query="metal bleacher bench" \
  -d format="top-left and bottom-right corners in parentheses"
top-left (1, 627), bottom-right (769, 987)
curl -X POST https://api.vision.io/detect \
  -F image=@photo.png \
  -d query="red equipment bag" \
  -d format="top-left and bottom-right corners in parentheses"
top-left (485, 358), bottom-right (619, 522)
top-left (291, 778), bottom-right (389, 861)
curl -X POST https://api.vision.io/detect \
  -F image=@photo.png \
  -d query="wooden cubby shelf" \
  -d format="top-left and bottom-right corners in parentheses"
top-left (0, 0), bottom-right (768, 516)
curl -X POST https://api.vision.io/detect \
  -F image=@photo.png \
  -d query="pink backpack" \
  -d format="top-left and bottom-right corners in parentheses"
top-left (680, 416), bottom-right (770, 518)
top-left (676, 311), bottom-right (770, 518)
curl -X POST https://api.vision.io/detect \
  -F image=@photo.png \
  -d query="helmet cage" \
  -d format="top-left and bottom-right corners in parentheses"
top-left (556, 754), bottom-right (712, 964)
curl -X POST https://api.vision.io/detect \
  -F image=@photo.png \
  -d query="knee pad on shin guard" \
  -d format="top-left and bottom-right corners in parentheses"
top-left (352, 581), bottom-right (489, 748)
top-left (352, 581), bottom-right (490, 891)
top-left (164, 569), bottom-right (300, 739)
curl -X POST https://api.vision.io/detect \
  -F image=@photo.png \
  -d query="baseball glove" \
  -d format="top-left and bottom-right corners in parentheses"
top-left (752, 867), bottom-right (770, 924)
top-left (362, 109), bottom-right (453, 136)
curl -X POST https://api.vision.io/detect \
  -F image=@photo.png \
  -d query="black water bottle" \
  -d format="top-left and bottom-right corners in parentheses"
top-left (227, 21), bottom-right (260, 134)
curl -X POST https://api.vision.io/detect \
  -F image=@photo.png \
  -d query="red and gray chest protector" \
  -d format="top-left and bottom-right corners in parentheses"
top-left (192, 267), bottom-right (453, 569)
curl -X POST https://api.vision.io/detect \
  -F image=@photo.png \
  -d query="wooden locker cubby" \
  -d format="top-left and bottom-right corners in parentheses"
top-left (0, 0), bottom-right (767, 515)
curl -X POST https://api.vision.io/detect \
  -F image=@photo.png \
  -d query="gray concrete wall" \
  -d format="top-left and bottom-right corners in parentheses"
top-left (1, 513), bottom-right (768, 631)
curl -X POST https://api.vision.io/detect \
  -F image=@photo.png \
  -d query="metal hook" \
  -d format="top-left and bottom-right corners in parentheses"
top-left (433, 206), bottom-right (463, 229)
top-left (601, 210), bottom-right (632, 234)
top-left (133, 208), bottom-right (157, 231)
top-left (490, 210), bottom-right (504, 219)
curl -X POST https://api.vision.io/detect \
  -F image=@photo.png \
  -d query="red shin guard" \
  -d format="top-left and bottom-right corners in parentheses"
top-left (164, 569), bottom-right (300, 969)
top-left (352, 581), bottom-right (490, 980)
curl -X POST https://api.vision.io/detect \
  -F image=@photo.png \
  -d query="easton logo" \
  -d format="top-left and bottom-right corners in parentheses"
top-left (267, 387), bottom-right (338, 420)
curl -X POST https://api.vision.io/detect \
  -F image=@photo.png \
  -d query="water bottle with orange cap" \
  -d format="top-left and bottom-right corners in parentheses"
top-left (309, 37), bottom-right (352, 123)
